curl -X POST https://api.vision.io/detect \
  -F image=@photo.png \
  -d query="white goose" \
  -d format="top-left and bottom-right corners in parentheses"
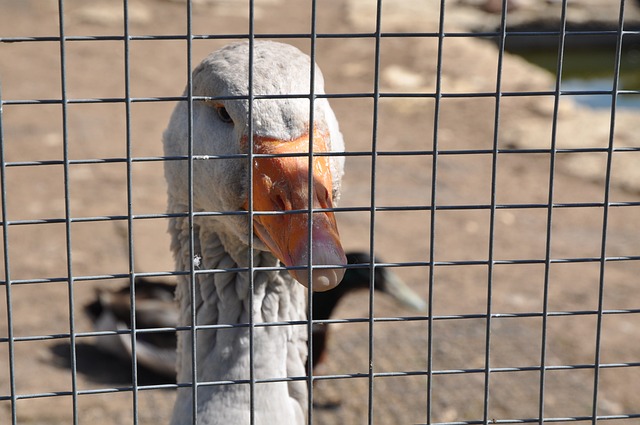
top-left (163, 41), bottom-right (347, 424)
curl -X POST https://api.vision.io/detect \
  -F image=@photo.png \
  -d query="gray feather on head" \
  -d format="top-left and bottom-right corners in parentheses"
top-left (163, 41), bottom-right (344, 221)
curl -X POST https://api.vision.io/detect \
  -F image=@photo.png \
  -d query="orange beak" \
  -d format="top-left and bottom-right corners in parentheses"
top-left (245, 130), bottom-right (346, 292)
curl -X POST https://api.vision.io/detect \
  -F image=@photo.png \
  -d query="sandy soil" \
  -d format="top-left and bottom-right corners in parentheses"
top-left (1, 1), bottom-right (639, 424)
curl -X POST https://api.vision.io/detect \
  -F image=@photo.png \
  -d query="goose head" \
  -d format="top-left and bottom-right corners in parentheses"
top-left (163, 41), bottom-right (347, 291)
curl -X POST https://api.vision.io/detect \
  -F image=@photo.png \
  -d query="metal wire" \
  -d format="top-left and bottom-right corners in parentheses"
top-left (123, 3), bottom-right (141, 424)
top-left (185, 1), bottom-right (199, 422)
top-left (305, 2), bottom-right (318, 423)
top-left (426, 3), bottom-right (447, 422)
top-left (247, 1), bottom-right (256, 422)
top-left (538, 1), bottom-right (569, 422)
top-left (482, 1), bottom-right (509, 422)
top-left (591, 2), bottom-right (629, 423)
top-left (367, 1), bottom-right (384, 423)
top-left (56, 2), bottom-right (80, 424)
top-left (1, 0), bottom-right (639, 424)
top-left (0, 66), bottom-right (18, 425)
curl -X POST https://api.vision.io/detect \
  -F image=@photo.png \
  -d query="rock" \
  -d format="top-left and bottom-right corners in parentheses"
top-left (73, 3), bottom-right (152, 26)
top-left (382, 65), bottom-right (428, 92)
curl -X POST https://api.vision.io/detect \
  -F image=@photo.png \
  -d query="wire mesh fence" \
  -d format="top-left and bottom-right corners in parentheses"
top-left (1, 0), bottom-right (640, 424)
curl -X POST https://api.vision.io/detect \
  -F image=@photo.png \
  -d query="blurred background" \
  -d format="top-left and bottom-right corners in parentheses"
top-left (1, 0), bottom-right (639, 424)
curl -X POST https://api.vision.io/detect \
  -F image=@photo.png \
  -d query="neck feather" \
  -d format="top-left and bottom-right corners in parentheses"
top-left (168, 210), bottom-right (308, 425)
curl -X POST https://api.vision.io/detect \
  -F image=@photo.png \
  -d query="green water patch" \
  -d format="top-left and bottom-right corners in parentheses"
top-left (504, 32), bottom-right (640, 109)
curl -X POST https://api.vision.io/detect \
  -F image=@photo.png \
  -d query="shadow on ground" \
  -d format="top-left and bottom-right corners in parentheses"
top-left (49, 342), bottom-right (176, 387)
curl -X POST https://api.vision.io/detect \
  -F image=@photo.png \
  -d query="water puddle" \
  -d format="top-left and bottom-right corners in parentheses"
top-left (504, 34), bottom-right (640, 109)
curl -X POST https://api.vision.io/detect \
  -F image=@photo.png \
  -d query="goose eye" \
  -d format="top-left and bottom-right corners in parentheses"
top-left (216, 105), bottom-right (233, 124)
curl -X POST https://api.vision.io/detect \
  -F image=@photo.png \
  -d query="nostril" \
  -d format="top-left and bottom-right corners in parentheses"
top-left (317, 185), bottom-right (331, 208)
top-left (273, 192), bottom-right (287, 212)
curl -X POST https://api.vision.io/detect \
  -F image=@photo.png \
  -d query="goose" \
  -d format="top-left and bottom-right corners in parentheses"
top-left (84, 253), bottom-right (426, 380)
top-left (163, 40), bottom-right (347, 424)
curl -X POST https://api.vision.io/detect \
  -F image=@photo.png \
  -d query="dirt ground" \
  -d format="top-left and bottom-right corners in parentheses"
top-left (1, 1), bottom-right (639, 424)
